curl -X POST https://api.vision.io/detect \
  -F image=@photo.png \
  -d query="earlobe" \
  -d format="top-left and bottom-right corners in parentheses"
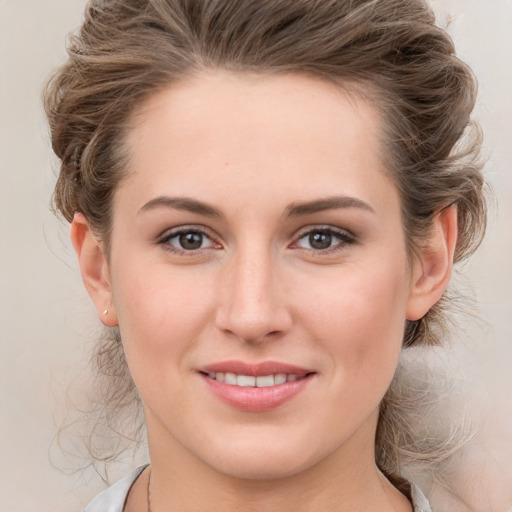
top-left (70, 213), bottom-right (118, 327)
top-left (406, 205), bottom-right (458, 321)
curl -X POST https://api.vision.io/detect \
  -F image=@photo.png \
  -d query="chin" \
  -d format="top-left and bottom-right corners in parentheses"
top-left (212, 456), bottom-right (311, 481)
top-left (197, 434), bottom-right (328, 481)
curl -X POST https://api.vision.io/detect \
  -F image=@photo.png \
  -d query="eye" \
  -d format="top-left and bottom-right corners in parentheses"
top-left (294, 227), bottom-right (354, 252)
top-left (158, 227), bottom-right (219, 253)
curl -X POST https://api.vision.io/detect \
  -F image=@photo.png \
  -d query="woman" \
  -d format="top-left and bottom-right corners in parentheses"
top-left (44, 0), bottom-right (486, 510)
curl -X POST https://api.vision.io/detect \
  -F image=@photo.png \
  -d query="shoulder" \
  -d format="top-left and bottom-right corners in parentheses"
top-left (82, 465), bottom-right (148, 512)
top-left (411, 483), bottom-right (432, 512)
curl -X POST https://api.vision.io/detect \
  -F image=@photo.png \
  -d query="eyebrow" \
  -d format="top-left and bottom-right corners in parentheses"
top-left (139, 196), bottom-right (223, 217)
top-left (139, 195), bottom-right (375, 218)
top-left (284, 196), bottom-right (375, 217)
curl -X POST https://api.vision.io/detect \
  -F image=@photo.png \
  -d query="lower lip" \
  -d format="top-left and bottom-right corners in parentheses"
top-left (201, 374), bottom-right (314, 412)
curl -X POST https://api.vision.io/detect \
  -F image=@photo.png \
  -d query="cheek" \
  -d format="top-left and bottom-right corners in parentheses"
top-left (111, 262), bottom-right (217, 369)
top-left (110, 264), bottom-right (221, 419)
top-left (295, 259), bottom-right (409, 378)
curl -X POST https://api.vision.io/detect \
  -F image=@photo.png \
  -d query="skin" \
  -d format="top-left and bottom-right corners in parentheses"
top-left (72, 71), bottom-right (457, 511)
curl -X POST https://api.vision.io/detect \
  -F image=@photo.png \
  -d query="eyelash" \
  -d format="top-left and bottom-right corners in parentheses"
top-left (292, 226), bottom-right (355, 254)
top-left (157, 226), bottom-right (220, 255)
top-left (156, 225), bottom-right (355, 255)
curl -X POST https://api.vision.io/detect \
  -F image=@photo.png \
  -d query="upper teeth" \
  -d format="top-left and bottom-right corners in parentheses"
top-left (208, 372), bottom-right (299, 387)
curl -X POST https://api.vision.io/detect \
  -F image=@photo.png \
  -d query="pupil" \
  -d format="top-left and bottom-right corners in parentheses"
top-left (179, 232), bottom-right (203, 250)
top-left (309, 232), bottom-right (332, 250)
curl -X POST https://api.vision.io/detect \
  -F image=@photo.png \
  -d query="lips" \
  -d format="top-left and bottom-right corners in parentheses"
top-left (207, 372), bottom-right (301, 387)
top-left (199, 360), bottom-right (316, 411)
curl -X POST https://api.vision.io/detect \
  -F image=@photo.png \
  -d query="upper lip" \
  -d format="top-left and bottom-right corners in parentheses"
top-left (200, 360), bottom-right (314, 377)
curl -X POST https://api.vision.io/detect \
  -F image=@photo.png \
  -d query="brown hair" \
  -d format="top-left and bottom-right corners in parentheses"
top-left (45, 0), bottom-right (486, 482)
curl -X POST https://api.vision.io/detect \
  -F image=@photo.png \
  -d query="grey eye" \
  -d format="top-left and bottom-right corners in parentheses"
top-left (295, 228), bottom-right (354, 252)
top-left (159, 228), bottom-right (216, 252)
top-left (178, 231), bottom-right (204, 250)
top-left (308, 231), bottom-right (333, 250)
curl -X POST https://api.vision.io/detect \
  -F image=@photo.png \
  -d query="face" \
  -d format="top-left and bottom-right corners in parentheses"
top-left (105, 72), bottom-right (419, 479)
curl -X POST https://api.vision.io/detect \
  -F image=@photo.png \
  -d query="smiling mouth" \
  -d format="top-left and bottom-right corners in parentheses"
top-left (199, 362), bottom-right (316, 411)
top-left (202, 372), bottom-right (312, 387)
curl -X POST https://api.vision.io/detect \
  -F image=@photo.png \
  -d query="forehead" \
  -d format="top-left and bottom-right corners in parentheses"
top-left (121, 71), bottom-right (398, 217)
top-left (128, 70), bottom-right (383, 154)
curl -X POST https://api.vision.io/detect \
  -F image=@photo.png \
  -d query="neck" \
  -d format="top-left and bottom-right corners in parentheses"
top-left (144, 417), bottom-right (412, 512)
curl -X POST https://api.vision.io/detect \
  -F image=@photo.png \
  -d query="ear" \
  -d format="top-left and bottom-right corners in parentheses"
top-left (406, 205), bottom-right (458, 321)
top-left (70, 213), bottom-right (118, 327)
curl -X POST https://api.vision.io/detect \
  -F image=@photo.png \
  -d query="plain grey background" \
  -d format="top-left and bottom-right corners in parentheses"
top-left (0, 1), bottom-right (511, 510)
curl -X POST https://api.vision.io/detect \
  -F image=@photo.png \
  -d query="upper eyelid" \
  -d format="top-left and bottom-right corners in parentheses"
top-left (156, 226), bottom-right (222, 256)
top-left (155, 224), bottom-right (354, 249)
top-left (292, 225), bottom-right (355, 240)
top-left (157, 224), bottom-right (217, 241)
top-left (290, 226), bottom-right (356, 252)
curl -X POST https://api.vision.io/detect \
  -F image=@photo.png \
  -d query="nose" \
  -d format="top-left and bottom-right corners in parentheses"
top-left (215, 246), bottom-right (293, 344)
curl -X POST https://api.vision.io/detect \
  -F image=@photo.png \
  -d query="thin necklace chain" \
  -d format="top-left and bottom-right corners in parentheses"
top-left (146, 466), bottom-right (403, 512)
top-left (147, 467), bottom-right (152, 512)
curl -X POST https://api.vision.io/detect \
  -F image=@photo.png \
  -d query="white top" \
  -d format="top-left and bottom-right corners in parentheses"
top-left (83, 465), bottom-right (432, 512)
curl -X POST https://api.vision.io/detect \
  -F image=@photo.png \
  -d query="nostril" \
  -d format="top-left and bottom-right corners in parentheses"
top-left (223, 329), bottom-right (284, 345)
top-left (214, 291), bottom-right (293, 344)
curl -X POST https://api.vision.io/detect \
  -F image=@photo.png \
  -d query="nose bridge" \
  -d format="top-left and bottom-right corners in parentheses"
top-left (216, 239), bottom-right (290, 343)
